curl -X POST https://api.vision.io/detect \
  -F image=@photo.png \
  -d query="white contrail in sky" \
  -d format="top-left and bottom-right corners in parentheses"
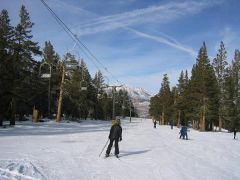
top-left (125, 27), bottom-right (197, 57)
top-left (71, 0), bottom-right (221, 36)
top-left (51, 0), bottom-right (221, 56)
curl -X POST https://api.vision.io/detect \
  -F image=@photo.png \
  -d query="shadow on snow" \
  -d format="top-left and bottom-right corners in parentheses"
top-left (0, 121), bottom-right (110, 137)
top-left (120, 149), bottom-right (150, 157)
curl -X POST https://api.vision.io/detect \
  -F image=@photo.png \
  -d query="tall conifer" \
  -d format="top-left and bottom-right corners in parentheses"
top-left (0, 9), bottom-right (14, 126)
top-left (212, 41), bottom-right (228, 130)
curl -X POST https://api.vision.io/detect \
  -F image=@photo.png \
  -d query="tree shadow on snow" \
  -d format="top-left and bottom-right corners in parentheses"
top-left (120, 149), bottom-right (150, 157)
top-left (0, 119), bottom-right (144, 137)
top-left (0, 121), bottom-right (111, 137)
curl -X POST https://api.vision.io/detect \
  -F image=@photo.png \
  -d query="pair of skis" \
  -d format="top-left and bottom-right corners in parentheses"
top-left (104, 154), bottom-right (120, 159)
top-left (99, 139), bottom-right (120, 159)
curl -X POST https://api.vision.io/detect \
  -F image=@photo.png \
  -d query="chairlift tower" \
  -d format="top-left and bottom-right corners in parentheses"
top-left (103, 85), bottom-right (122, 120)
top-left (39, 61), bottom-right (52, 118)
top-left (129, 99), bottom-right (132, 123)
top-left (56, 57), bottom-right (78, 122)
top-left (56, 62), bottom-right (66, 122)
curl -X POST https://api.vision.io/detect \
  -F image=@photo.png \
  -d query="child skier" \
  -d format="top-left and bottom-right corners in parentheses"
top-left (106, 118), bottom-right (122, 158)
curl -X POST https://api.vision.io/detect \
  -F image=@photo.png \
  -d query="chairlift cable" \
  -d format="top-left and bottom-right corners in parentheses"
top-left (40, 0), bottom-right (104, 82)
top-left (39, 0), bottom-right (123, 86)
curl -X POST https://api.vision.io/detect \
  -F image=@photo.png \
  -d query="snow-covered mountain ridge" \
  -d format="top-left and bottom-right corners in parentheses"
top-left (119, 86), bottom-right (152, 117)
top-left (121, 86), bottom-right (152, 101)
top-left (117, 86), bottom-right (152, 101)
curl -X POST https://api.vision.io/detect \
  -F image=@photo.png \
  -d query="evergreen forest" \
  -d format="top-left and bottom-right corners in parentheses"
top-left (149, 42), bottom-right (240, 131)
top-left (0, 6), bottom-right (136, 126)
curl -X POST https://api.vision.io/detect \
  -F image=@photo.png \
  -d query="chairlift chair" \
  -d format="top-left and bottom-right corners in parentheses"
top-left (97, 93), bottom-right (102, 98)
top-left (80, 80), bottom-right (87, 91)
top-left (39, 61), bottom-right (51, 79)
top-left (65, 62), bottom-right (78, 70)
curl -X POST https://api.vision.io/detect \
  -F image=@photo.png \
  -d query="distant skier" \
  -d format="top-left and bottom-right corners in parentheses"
top-left (179, 126), bottom-right (188, 140)
top-left (154, 120), bottom-right (157, 128)
top-left (183, 126), bottom-right (188, 140)
top-left (179, 126), bottom-right (184, 139)
top-left (170, 120), bottom-right (173, 129)
top-left (233, 128), bottom-right (237, 139)
top-left (106, 118), bottom-right (122, 158)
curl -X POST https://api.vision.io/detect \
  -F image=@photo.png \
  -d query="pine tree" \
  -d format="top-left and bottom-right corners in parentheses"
top-left (177, 71), bottom-right (185, 95)
top-left (42, 41), bottom-right (59, 65)
top-left (93, 71), bottom-right (105, 91)
top-left (176, 71), bottom-right (187, 127)
top-left (63, 57), bottom-right (96, 120)
top-left (158, 74), bottom-right (173, 125)
top-left (231, 50), bottom-right (240, 129)
top-left (171, 86), bottom-right (178, 126)
top-left (187, 42), bottom-right (219, 131)
top-left (80, 59), bottom-right (96, 119)
top-left (114, 89), bottom-right (131, 118)
top-left (61, 53), bottom-right (81, 119)
top-left (184, 70), bottom-right (189, 87)
top-left (224, 66), bottom-right (235, 129)
top-left (0, 9), bottom-right (14, 126)
top-left (14, 5), bottom-right (41, 66)
top-left (7, 5), bottom-right (41, 125)
top-left (212, 41), bottom-right (228, 131)
top-left (99, 92), bottom-right (112, 120)
top-left (149, 74), bottom-right (173, 124)
top-left (149, 95), bottom-right (160, 122)
top-left (41, 41), bottom-right (60, 117)
top-left (92, 70), bottom-right (105, 119)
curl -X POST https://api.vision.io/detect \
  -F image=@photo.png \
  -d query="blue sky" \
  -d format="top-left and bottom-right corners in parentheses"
top-left (1, 0), bottom-right (240, 95)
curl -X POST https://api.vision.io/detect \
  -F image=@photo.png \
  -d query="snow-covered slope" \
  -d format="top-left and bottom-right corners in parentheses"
top-left (0, 119), bottom-right (239, 180)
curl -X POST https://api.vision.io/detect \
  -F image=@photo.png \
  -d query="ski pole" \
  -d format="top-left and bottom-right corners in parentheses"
top-left (99, 139), bottom-right (109, 157)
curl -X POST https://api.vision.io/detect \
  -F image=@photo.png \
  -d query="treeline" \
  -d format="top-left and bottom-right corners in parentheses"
top-left (149, 42), bottom-right (240, 131)
top-left (0, 6), bottom-right (136, 126)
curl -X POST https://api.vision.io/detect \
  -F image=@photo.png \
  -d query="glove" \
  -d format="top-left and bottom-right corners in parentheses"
top-left (119, 137), bottom-right (122, 141)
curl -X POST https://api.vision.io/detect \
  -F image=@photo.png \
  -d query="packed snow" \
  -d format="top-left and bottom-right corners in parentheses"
top-left (0, 118), bottom-right (239, 180)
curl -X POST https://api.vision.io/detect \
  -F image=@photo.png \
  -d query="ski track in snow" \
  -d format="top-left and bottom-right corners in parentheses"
top-left (0, 118), bottom-right (240, 180)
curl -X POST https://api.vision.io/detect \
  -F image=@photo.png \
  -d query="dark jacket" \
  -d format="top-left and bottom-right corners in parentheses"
top-left (233, 129), bottom-right (237, 135)
top-left (109, 124), bottom-right (122, 140)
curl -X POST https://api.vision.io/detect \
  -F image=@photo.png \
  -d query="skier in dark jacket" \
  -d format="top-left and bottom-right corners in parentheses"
top-left (106, 119), bottom-right (122, 158)
top-left (154, 120), bottom-right (157, 128)
top-left (179, 126), bottom-right (184, 139)
top-left (179, 125), bottom-right (188, 140)
top-left (233, 128), bottom-right (237, 139)
top-left (182, 126), bottom-right (188, 140)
